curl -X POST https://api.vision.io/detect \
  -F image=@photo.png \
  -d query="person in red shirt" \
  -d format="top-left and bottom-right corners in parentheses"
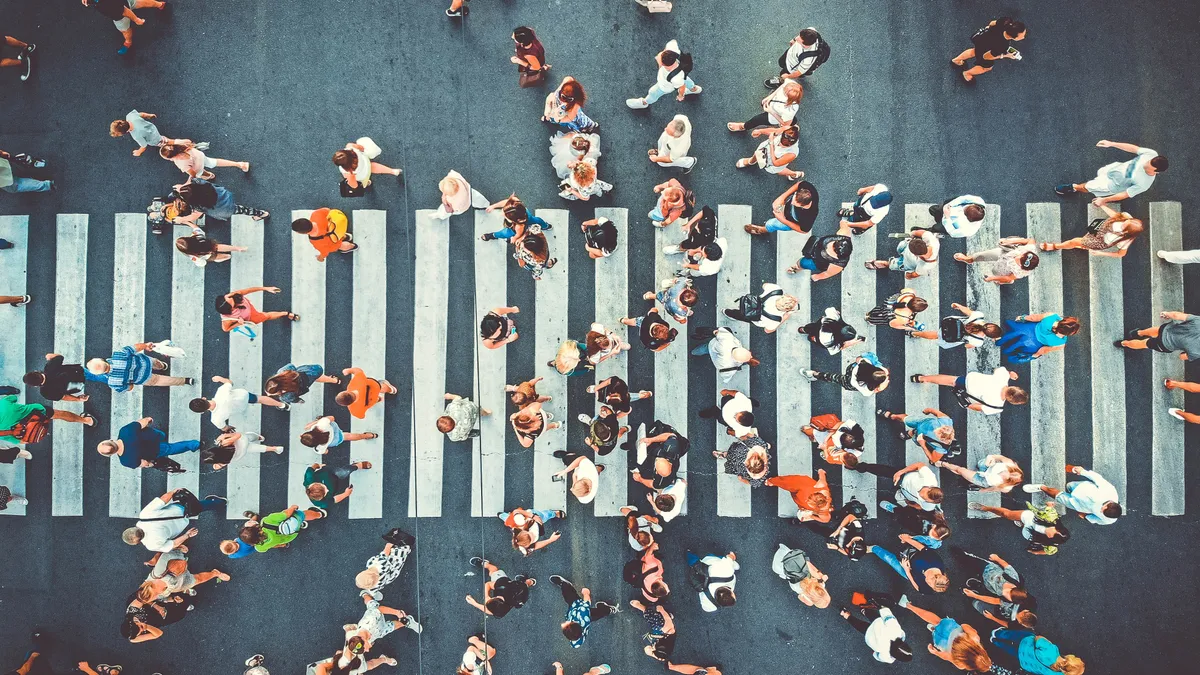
top-left (766, 469), bottom-right (833, 523)
top-left (336, 367), bottom-right (398, 419)
top-left (292, 208), bottom-right (357, 262)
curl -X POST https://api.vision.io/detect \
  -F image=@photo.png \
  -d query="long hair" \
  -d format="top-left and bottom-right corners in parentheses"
top-left (332, 149), bottom-right (358, 171)
top-left (950, 635), bottom-right (992, 671)
top-left (201, 444), bottom-right (235, 466)
top-left (263, 369), bottom-right (302, 396)
top-left (559, 79), bottom-right (587, 107)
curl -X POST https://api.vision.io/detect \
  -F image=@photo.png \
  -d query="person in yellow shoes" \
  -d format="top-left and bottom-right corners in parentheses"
top-left (292, 208), bottom-right (357, 262)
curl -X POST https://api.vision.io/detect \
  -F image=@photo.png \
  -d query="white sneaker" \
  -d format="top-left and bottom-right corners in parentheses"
top-left (662, 245), bottom-right (682, 254)
top-left (1168, 407), bottom-right (1187, 421)
top-left (11, 496), bottom-right (29, 506)
top-left (1021, 483), bottom-right (1046, 494)
top-left (800, 369), bottom-right (817, 382)
top-left (577, 414), bottom-right (593, 425)
top-left (897, 594), bottom-right (910, 608)
top-left (401, 615), bottom-right (423, 633)
top-left (685, 85), bottom-right (703, 96)
top-left (626, 97), bottom-right (650, 109)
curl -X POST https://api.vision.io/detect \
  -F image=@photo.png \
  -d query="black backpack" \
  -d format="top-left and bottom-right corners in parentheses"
top-left (803, 40), bottom-right (831, 74)
top-left (492, 576), bottom-right (530, 609)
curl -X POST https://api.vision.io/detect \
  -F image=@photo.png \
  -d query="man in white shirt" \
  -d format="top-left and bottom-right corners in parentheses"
top-left (687, 550), bottom-right (738, 612)
top-left (1056, 140), bottom-right (1167, 205)
top-left (928, 195), bottom-right (986, 238)
top-left (723, 282), bottom-right (798, 333)
top-left (190, 375), bottom-right (287, 430)
top-left (682, 237), bottom-right (727, 277)
top-left (700, 389), bottom-right (757, 438)
top-left (838, 183), bottom-right (892, 233)
top-left (840, 593), bottom-right (913, 664)
top-left (648, 115), bottom-right (696, 171)
top-left (691, 327), bottom-right (757, 384)
top-left (649, 478), bottom-right (686, 522)
top-left (1024, 464), bottom-right (1122, 524)
top-left (626, 39), bottom-right (701, 108)
top-left (765, 27), bottom-right (829, 88)
top-left (911, 367), bottom-right (1027, 415)
top-left (121, 488), bottom-right (227, 552)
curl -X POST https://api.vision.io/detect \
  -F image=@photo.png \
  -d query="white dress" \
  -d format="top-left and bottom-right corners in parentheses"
top-left (560, 171), bottom-right (614, 201)
top-left (549, 131), bottom-right (601, 179)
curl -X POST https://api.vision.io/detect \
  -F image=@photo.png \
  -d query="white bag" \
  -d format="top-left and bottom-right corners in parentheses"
top-left (356, 137), bottom-right (382, 160)
top-left (150, 339), bottom-right (187, 358)
top-left (644, 0), bottom-right (673, 12)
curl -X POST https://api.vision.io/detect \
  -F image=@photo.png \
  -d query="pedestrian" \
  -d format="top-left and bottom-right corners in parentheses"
top-left (501, 506), bottom-right (565, 555)
top-left (344, 594), bottom-right (422, 648)
top-left (956, 549), bottom-right (1038, 629)
top-left (911, 367), bottom-right (1027, 415)
top-left (767, 469), bottom-right (833, 523)
top-left (699, 389), bottom-right (758, 438)
top-left (624, 541), bottom-right (670, 602)
top-left (355, 528), bottom-right (415, 600)
top-left (770, 544), bottom-right (830, 608)
top-left (645, 276), bottom-right (697, 324)
top-left (785, 221), bottom-right (854, 280)
top-left (648, 178), bottom-right (691, 227)
top-left (174, 232), bottom-right (246, 267)
top-left (479, 306), bottom-right (520, 349)
top-left (802, 351), bottom-right (891, 397)
top-left (548, 130), bottom-right (601, 182)
top-left (868, 539), bottom-right (950, 593)
top-left (626, 39), bottom-right (702, 109)
top-left (897, 601), bottom-right (992, 671)
top-left (337, 367), bottom-right (398, 419)
top-left (1, 34), bottom-right (34, 81)
top-left (191, 374), bottom-right (288, 430)
top-left (631, 421), bottom-right (689, 492)
top-left (511, 26), bottom-right (549, 87)
top-left (216, 287), bottom-right (298, 333)
top-left (909, 302), bottom-right (1002, 350)
top-left (586, 375), bottom-right (650, 419)
top-left (1117, 309), bottom-right (1200, 360)
top-left (649, 115), bottom-right (696, 171)
top-left (299, 415), bottom-right (378, 454)
top-left (691, 327), bottom-right (759, 383)
top-left (860, 460), bottom-right (944, 512)
top-left (735, 124), bottom-right (803, 179)
top-left (621, 505), bottom-right (663, 551)
top-left (292, 208), bottom-right (358, 260)
top-left (583, 322), bottom-right (631, 365)
top-left (169, 177), bottom-right (269, 224)
top-left (865, 288), bottom-right (929, 334)
top-left (455, 636), bottom-right (494, 675)
top-left (1165, 379), bottom-right (1200, 423)
top-left (304, 461), bottom-right (373, 510)
top-left (551, 451), bottom-right (604, 505)
top-left (0, 149), bottom-right (53, 193)
top-left (83, 0), bottom-right (166, 55)
top-left (622, 305), bottom-right (679, 352)
top-left (122, 594), bottom-right (193, 643)
top-left (989, 630), bottom-right (1085, 675)
top-left (263, 363), bottom-right (339, 404)
top-left (333, 137), bottom-right (401, 192)
top-left (136, 549), bottom-right (230, 604)
top-left (200, 431), bottom-right (283, 471)
top-left (648, 476), bottom-right (686, 523)
top-left (510, 400), bottom-right (560, 448)
top-left (892, 510), bottom-right (951, 551)
top-left (160, 141), bottom-right (249, 179)
top-left (551, 574), bottom-right (620, 647)
top-left (951, 17), bottom-right (1026, 83)
top-left (836, 183), bottom-right (893, 234)
top-left (220, 536), bottom-right (257, 559)
top-left (0, 484), bottom-right (28, 510)
top-left (680, 237), bottom-right (729, 277)
top-left (1055, 140), bottom-right (1166, 204)
top-left (110, 109), bottom-right (172, 156)
top-left (437, 392), bottom-right (489, 442)
top-left (969, 502), bottom-right (1071, 555)
top-left (686, 550), bottom-right (737, 611)
top-left (997, 313), bottom-right (1080, 364)
top-left (745, 179), bottom-right (819, 235)
top-left (662, 204), bottom-right (717, 255)
top-left (1024, 464), bottom-right (1122, 524)
top-left (558, 160), bottom-right (613, 201)
top-left (98, 417), bottom-right (200, 471)
top-left (954, 236), bottom-right (1040, 284)
top-left (714, 434), bottom-right (771, 487)
top-left (723, 282), bottom-right (798, 333)
top-left (432, 170), bottom-right (491, 221)
top-left (86, 342), bottom-right (190, 391)
top-left (505, 376), bottom-right (550, 408)
top-left (766, 27), bottom-right (830, 88)
top-left (239, 504), bottom-right (326, 553)
top-left (1040, 205), bottom-right (1143, 257)
top-left (465, 557), bottom-right (536, 617)
top-left (122, 488), bottom-right (225, 551)
top-left (878, 409), bottom-right (958, 464)
top-left (543, 76), bottom-right (600, 132)
top-left (824, 503), bottom-right (868, 560)
top-left (727, 81), bottom-right (803, 132)
top-left (800, 307), bottom-right (862, 355)
top-left (802, 413), bottom-right (864, 468)
top-left (865, 229), bottom-right (940, 279)
top-left (840, 592), bottom-right (913, 664)
top-left (312, 643), bottom-right (397, 675)
top-left (0, 393), bottom-right (94, 451)
top-left (926, 195), bottom-right (986, 238)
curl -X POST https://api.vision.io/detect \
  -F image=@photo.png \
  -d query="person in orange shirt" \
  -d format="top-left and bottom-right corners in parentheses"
top-left (291, 208), bottom-right (358, 262)
top-left (336, 367), bottom-right (398, 419)
top-left (766, 469), bottom-right (833, 523)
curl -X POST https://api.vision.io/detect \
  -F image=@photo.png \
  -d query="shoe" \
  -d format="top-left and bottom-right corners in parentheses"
top-left (311, 506), bottom-right (328, 518)
top-left (202, 494), bottom-right (227, 503)
top-left (550, 474), bottom-right (564, 482)
top-left (245, 656), bottom-right (265, 668)
top-left (800, 369), bottom-right (817, 382)
top-left (1168, 407), bottom-right (1186, 421)
top-left (661, 245), bottom-right (682, 254)
top-left (1021, 483), bottom-right (1046, 494)
top-left (446, 8), bottom-right (463, 17)
top-left (13, 295), bottom-right (31, 307)
top-left (401, 615), bottom-right (423, 633)
top-left (1054, 184), bottom-right (1075, 197)
top-left (744, 224), bottom-right (768, 236)
top-left (0, 240), bottom-right (13, 250)
top-left (11, 496), bottom-right (28, 506)
top-left (382, 528), bottom-right (415, 546)
top-left (0, 385), bottom-right (19, 395)
top-left (897, 594), bottom-right (910, 608)
top-left (20, 53), bottom-right (32, 81)
top-left (118, 45), bottom-right (130, 55)
top-left (1113, 340), bottom-right (1127, 349)
top-left (764, 77), bottom-right (782, 89)
top-left (183, 377), bottom-right (195, 385)
top-left (278, 402), bottom-right (291, 411)
top-left (626, 97), bottom-right (650, 109)
top-left (596, 666), bottom-right (612, 674)
top-left (686, 85), bottom-right (703, 95)
top-left (469, 556), bottom-right (484, 567)
top-left (836, 207), bottom-right (853, 218)
top-left (549, 574), bottom-right (566, 586)
top-left (480, 233), bottom-right (496, 241)
top-left (577, 414), bottom-right (593, 425)
top-left (879, 500), bottom-right (896, 513)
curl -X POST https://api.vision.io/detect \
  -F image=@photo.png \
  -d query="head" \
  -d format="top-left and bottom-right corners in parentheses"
top-left (572, 161), bottom-right (597, 187)
top-left (86, 358), bottom-right (111, 375)
top-left (512, 26), bottom-right (536, 46)
top-left (346, 636), bottom-right (366, 656)
top-left (299, 429), bottom-right (330, 448)
top-left (291, 217), bottom-right (315, 234)
top-left (934, 425), bottom-right (955, 444)
top-left (926, 569), bottom-right (951, 593)
top-left (215, 291), bottom-right (243, 316)
top-left (331, 149), bottom-right (358, 171)
top-left (679, 287), bottom-right (699, 307)
top-left (200, 445), bottom-right (233, 466)
top-left (263, 369), bottom-right (301, 396)
top-left (436, 415), bottom-right (457, 434)
top-left (828, 237), bottom-right (852, 260)
top-left (1015, 609), bottom-right (1038, 629)
top-left (846, 537), bottom-right (867, 561)
top-left (745, 450), bottom-right (767, 477)
top-left (841, 453), bottom-right (860, 469)
top-left (797, 28), bottom-right (820, 46)
top-left (356, 568), bottom-right (381, 590)
top-left (702, 242), bottom-right (724, 262)
top-left (1055, 655), bottom-right (1085, 675)
top-left (219, 540), bottom-right (241, 556)
top-left (666, 119), bottom-right (687, 137)
top-left (1052, 317), bottom-right (1081, 337)
top-left (1008, 586), bottom-right (1031, 604)
top-left (97, 440), bottom-right (119, 457)
top-left (22, 371), bottom-right (47, 386)
top-left (306, 482), bottom-right (330, 502)
top-left (1003, 387), bottom-right (1030, 406)
top-left (661, 185), bottom-right (685, 207)
top-left (335, 390), bottom-right (357, 407)
top-left (239, 523), bottom-right (266, 546)
top-left (633, 530), bottom-right (652, 548)
top-left (964, 204), bottom-right (986, 222)
top-left (653, 457), bottom-right (673, 478)
top-left (502, 199), bottom-right (529, 224)
top-left (1148, 155), bottom-right (1168, 175)
top-left (110, 119), bottom-right (132, 137)
top-left (779, 125), bottom-right (800, 146)
top-left (570, 135), bottom-right (592, 154)
top-left (163, 202), bottom-right (190, 223)
top-left (907, 238), bottom-right (929, 257)
top-left (175, 236), bottom-right (207, 255)
top-left (861, 367), bottom-right (889, 391)
top-left (798, 577), bottom-right (830, 608)
top-left (781, 81), bottom-right (804, 105)
top-left (649, 322), bottom-right (674, 343)
top-left (570, 479), bottom-right (594, 499)
top-left (967, 322), bottom-right (1005, 339)
top-left (950, 637), bottom-right (992, 671)
top-left (1019, 250), bottom-right (1040, 271)
top-left (513, 529), bottom-right (534, 549)
top-left (794, 186), bottom-right (814, 207)
top-left (905, 296), bottom-right (929, 313)
top-left (159, 143), bottom-right (189, 160)
top-left (1101, 501), bottom-right (1123, 519)
top-left (919, 486), bottom-right (944, 504)
top-left (188, 397), bottom-right (213, 414)
top-left (658, 49), bottom-right (680, 68)
top-left (890, 639), bottom-right (913, 662)
top-left (806, 490), bottom-right (830, 511)
top-left (732, 347), bottom-right (757, 366)
top-left (121, 527), bottom-right (145, 546)
top-left (647, 580), bottom-right (670, 599)
top-left (135, 581), bottom-right (160, 605)
top-left (558, 79), bottom-right (586, 107)
top-left (776, 295), bottom-right (799, 313)
top-left (654, 493), bottom-right (676, 513)
top-left (522, 234), bottom-right (548, 257)
top-left (713, 587), bottom-right (736, 607)
top-left (929, 523), bottom-right (951, 540)
top-left (561, 621), bottom-right (584, 641)
top-left (1004, 20), bottom-right (1027, 40)
top-left (734, 411), bottom-right (755, 428)
top-left (1112, 216), bottom-right (1145, 236)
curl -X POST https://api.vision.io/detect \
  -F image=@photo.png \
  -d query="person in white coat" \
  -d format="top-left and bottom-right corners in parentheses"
top-left (648, 115), bottom-right (695, 171)
top-left (434, 170), bottom-right (489, 220)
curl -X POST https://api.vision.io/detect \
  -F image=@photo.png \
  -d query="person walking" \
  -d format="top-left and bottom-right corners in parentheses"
top-left (1055, 140), bottom-right (1167, 204)
top-left (551, 452), bottom-right (604, 505)
top-left (83, 0), bottom-right (166, 55)
top-left (723, 282), bottom-right (798, 333)
top-left (622, 305), bottom-right (679, 352)
top-left (840, 592), bottom-right (913, 664)
top-left (649, 115), bottom-right (696, 171)
top-left (909, 302), bottom-right (1001, 350)
top-left (631, 420), bottom-right (689, 490)
top-left (648, 178), bottom-right (691, 227)
top-left (700, 389), bottom-right (759, 439)
top-left (1117, 310), bottom-right (1200, 359)
top-left (558, 161), bottom-right (612, 201)
top-left (160, 141), bottom-right (249, 179)
top-left (691, 327), bottom-right (758, 383)
top-left (549, 130), bottom-right (600, 180)
top-left (802, 413), bottom-right (864, 467)
top-left (455, 636), bottom-right (493, 675)
top-left (200, 431), bottom-right (282, 471)
top-left (174, 233), bottom-right (246, 266)
top-left (802, 352), bottom-right (891, 397)
top-left (897, 601), bottom-right (992, 671)
top-left (771, 544), bottom-right (831, 608)
top-left (305, 461), bottom-right (373, 510)
top-left (727, 81), bottom-right (802, 132)
top-left (122, 488), bottom-right (226, 551)
top-left (926, 195), bottom-right (986, 237)
top-left (989, 630), bottom-right (1085, 675)
top-left (865, 230), bottom-right (940, 279)
top-left (479, 192), bottom-right (547, 241)
top-left (865, 288), bottom-right (929, 334)
top-left (997, 313), bottom-right (1080, 363)
top-left (292, 208), bottom-right (357, 260)
top-left (626, 39), bottom-right (702, 108)
top-left (0, 484), bottom-right (28, 510)
top-left (98, 417), bottom-right (199, 471)
top-left (868, 540), bottom-right (950, 593)
top-left (543, 76), bottom-right (600, 132)
top-left (1156, 248), bottom-right (1200, 265)
top-left (110, 109), bottom-right (172, 155)
top-left (216, 287), bottom-right (297, 333)
top-left (951, 17), bottom-right (1026, 83)
top-left (969, 502), bottom-right (1071, 555)
top-left (263, 363), bottom-right (338, 405)
top-left (433, 171), bottom-right (490, 220)
top-left (837, 183), bottom-right (893, 233)
top-left (680, 237), bottom-right (728, 278)
top-left (87, 342), bottom-right (190, 391)
top-left (190, 374), bottom-right (287, 426)
top-left (878, 409), bottom-right (958, 464)
top-left (344, 593), bottom-right (422, 647)
top-left (765, 27), bottom-right (830, 88)
top-left (0, 394), bottom-right (94, 450)
top-left (1023, 464), bottom-right (1122, 524)
top-left (800, 307), bottom-right (862, 354)
top-left (745, 180), bottom-right (819, 235)
top-left (954, 236), bottom-right (1041, 284)
top-left (480, 306), bottom-right (520, 349)
top-left (858, 460), bottom-right (944, 512)
top-left (624, 541), bottom-right (670, 603)
top-left (767, 469), bottom-right (833, 523)
top-left (734, 124), bottom-right (802, 179)
top-left (939, 454), bottom-right (1023, 494)
top-left (1040, 204), bottom-right (1143, 257)
top-left (1, 34), bottom-right (35, 81)
top-left (437, 392), bottom-right (489, 442)
top-left (687, 550), bottom-right (738, 611)
top-left (502, 506), bottom-right (565, 555)
top-left (299, 415), bottom-right (378, 454)
top-left (239, 504), bottom-right (326, 553)
top-left (956, 549), bottom-right (1039, 629)
top-left (785, 221), bottom-right (854, 280)
top-left (337, 367), bottom-right (398, 419)
top-left (465, 557), bottom-right (536, 617)
top-left (136, 548), bottom-right (230, 604)
top-left (586, 375), bottom-right (650, 420)
top-left (551, 574), bottom-right (620, 647)
top-left (715, 434), bottom-right (771, 487)
top-left (511, 26), bottom-right (549, 87)
top-left (910, 367), bottom-right (1027, 415)
top-left (169, 177), bottom-right (269, 224)
top-left (333, 137), bottom-right (401, 192)
top-left (0, 149), bottom-right (53, 193)
top-left (645, 276), bottom-right (697, 324)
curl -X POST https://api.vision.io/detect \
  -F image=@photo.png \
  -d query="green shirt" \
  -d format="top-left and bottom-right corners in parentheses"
top-left (0, 395), bottom-right (47, 431)
top-left (303, 466), bottom-right (337, 509)
top-left (255, 510), bottom-right (303, 552)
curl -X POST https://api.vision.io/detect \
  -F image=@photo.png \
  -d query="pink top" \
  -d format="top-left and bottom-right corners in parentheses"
top-left (172, 148), bottom-right (206, 175)
top-left (229, 297), bottom-right (256, 320)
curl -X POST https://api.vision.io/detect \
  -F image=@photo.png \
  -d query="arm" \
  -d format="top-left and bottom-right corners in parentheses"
top-left (553, 456), bottom-right (586, 478)
top-left (1097, 140), bottom-right (1143, 154)
top-left (811, 264), bottom-right (842, 281)
top-left (342, 367), bottom-right (365, 377)
top-left (128, 622), bottom-right (164, 643)
top-left (211, 375), bottom-right (232, 385)
top-left (443, 393), bottom-right (462, 401)
top-left (138, 417), bottom-right (154, 429)
top-left (529, 531), bottom-right (562, 551)
top-left (892, 462), bottom-right (924, 483)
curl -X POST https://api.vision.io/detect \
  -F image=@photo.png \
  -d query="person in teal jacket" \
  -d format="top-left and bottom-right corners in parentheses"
top-left (990, 628), bottom-right (1085, 675)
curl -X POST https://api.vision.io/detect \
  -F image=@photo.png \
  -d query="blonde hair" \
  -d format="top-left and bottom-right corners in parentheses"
top-left (439, 177), bottom-right (460, 195)
top-left (799, 578), bottom-right (830, 608)
top-left (86, 358), bottom-right (108, 375)
top-left (1056, 655), bottom-right (1085, 675)
top-left (573, 162), bottom-right (596, 187)
top-left (110, 120), bottom-right (131, 137)
top-left (571, 479), bottom-right (593, 498)
top-left (136, 581), bottom-right (160, 605)
top-left (356, 568), bottom-right (380, 590)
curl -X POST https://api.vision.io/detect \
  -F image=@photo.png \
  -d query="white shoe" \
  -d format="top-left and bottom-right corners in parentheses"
top-left (401, 615), bottom-right (423, 633)
top-left (1021, 483), bottom-right (1046, 494)
top-left (685, 85), bottom-right (703, 96)
top-left (897, 594), bottom-right (910, 608)
top-left (577, 414), bottom-right (593, 425)
top-left (626, 97), bottom-right (650, 109)
top-left (10, 496), bottom-right (29, 506)
top-left (662, 245), bottom-right (682, 254)
top-left (800, 369), bottom-right (817, 382)
top-left (1168, 407), bottom-right (1187, 421)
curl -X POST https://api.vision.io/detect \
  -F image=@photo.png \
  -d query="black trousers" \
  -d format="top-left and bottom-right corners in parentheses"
top-left (742, 111), bottom-right (774, 129)
top-left (853, 461), bottom-right (903, 478)
top-left (559, 578), bottom-right (615, 620)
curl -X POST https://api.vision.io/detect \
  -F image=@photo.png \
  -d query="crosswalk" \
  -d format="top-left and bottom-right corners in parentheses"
top-left (0, 201), bottom-right (1189, 519)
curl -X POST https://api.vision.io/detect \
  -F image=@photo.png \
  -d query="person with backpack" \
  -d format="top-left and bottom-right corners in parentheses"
top-left (624, 541), bottom-right (671, 603)
top-left (969, 502), bottom-right (1071, 555)
top-left (955, 549), bottom-right (1039, 629)
top-left (910, 303), bottom-right (1002, 350)
top-left (785, 221), bottom-right (854, 281)
top-left (865, 230), bottom-right (940, 279)
top-left (837, 183), bottom-right (893, 234)
top-left (951, 18), bottom-right (1027, 83)
top-left (97, 416), bottom-right (201, 472)
top-left (122, 488), bottom-right (226, 552)
top-left (840, 592), bottom-right (913, 664)
top-left (771, 544), bottom-right (830, 608)
top-left (766, 27), bottom-right (829, 88)
top-left (581, 216), bottom-right (619, 258)
top-left (800, 307), bottom-right (862, 355)
top-left (632, 422), bottom-right (689, 492)
top-left (802, 413), bottom-right (864, 468)
top-left (877, 408), bottom-right (959, 464)
top-left (663, 204), bottom-right (717, 255)
top-left (646, 276), bottom-right (698, 324)
top-left (744, 180), bottom-right (820, 236)
top-left (686, 550), bottom-right (737, 612)
top-left (912, 367), bottom-right (1028, 415)
top-left (577, 406), bottom-right (628, 456)
top-left (802, 351), bottom-right (891, 397)
top-left (239, 504), bottom-right (326, 553)
top-left (167, 177), bottom-right (269, 225)
top-left (691, 327), bottom-right (759, 384)
top-left (292, 209), bottom-right (358, 261)
top-left (823, 502), bottom-right (869, 560)
top-left (0, 393), bottom-right (94, 453)
top-left (723, 282), bottom-right (798, 333)
top-left (626, 39), bottom-right (701, 109)
top-left (621, 505), bottom-right (662, 551)
top-left (465, 557), bottom-right (536, 618)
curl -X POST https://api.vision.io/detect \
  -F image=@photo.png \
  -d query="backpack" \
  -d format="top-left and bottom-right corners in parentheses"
top-left (940, 315), bottom-right (966, 344)
top-left (492, 576), bottom-right (530, 609)
top-left (800, 40), bottom-right (831, 74)
top-left (738, 288), bottom-right (783, 323)
top-left (0, 408), bottom-right (51, 444)
top-left (779, 547), bottom-right (811, 583)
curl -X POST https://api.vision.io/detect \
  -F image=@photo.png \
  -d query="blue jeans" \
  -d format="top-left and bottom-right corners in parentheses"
top-left (990, 628), bottom-right (1033, 660)
top-left (870, 546), bottom-right (908, 581)
top-left (765, 217), bottom-right (793, 233)
top-left (797, 257), bottom-right (819, 271)
top-left (492, 210), bottom-right (552, 239)
top-left (198, 497), bottom-right (226, 512)
top-left (690, 343), bottom-right (710, 356)
top-left (644, 77), bottom-right (697, 104)
top-left (686, 551), bottom-right (702, 566)
top-left (158, 439), bottom-right (201, 457)
top-left (1, 177), bottom-right (51, 193)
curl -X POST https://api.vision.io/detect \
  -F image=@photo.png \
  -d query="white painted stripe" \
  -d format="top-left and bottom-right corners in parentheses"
top-left (471, 209), bottom-right (507, 518)
top-left (51, 215), bottom-right (87, 516)
top-left (593, 207), bottom-right (629, 517)
top-left (653, 226), bottom-right (688, 515)
top-left (0, 216), bottom-right (29, 516)
top-left (349, 210), bottom-right (387, 519)
top-left (166, 218), bottom-right (204, 498)
top-left (1087, 203), bottom-right (1127, 504)
top-left (716, 205), bottom-right (752, 517)
top-left (226, 216), bottom-right (264, 517)
top-left (109, 214), bottom-right (147, 518)
top-left (1150, 201), bottom-right (1185, 516)
top-left (775, 229), bottom-right (811, 517)
top-left (288, 210), bottom-right (329, 509)
top-left (532, 209), bottom-right (570, 513)
top-left (839, 204), bottom-right (877, 517)
top-left (965, 205), bottom-right (1002, 516)
top-left (902, 206), bottom-right (941, 472)
top-left (409, 210), bottom-right (449, 517)
top-left (1026, 204), bottom-right (1066, 501)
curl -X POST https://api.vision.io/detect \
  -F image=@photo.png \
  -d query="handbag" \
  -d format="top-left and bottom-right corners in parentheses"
top-left (152, 456), bottom-right (187, 474)
top-left (150, 339), bottom-right (187, 359)
top-left (231, 324), bottom-right (257, 341)
top-left (340, 179), bottom-right (367, 198)
top-left (519, 68), bottom-right (547, 88)
top-left (0, 409), bottom-right (51, 444)
top-left (644, 1), bottom-right (673, 13)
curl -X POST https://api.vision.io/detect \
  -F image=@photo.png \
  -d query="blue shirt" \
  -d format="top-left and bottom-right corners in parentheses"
top-left (905, 415), bottom-right (951, 440)
top-left (117, 421), bottom-right (166, 468)
top-left (1019, 634), bottom-right (1062, 675)
top-left (225, 539), bottom-right (256, 559)
top-left (658, 277), bottom-right (691, 322)
top-left (1034, 314), bottom-right (1068, 347)
top-left (565, 599), bottom-right (592, 648)
top-left (107, 346), bottom-right (153, 390)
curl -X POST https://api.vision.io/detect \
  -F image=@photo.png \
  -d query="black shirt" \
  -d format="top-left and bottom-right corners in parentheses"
top-left (94, 0), bottom-right (127, 21)
top-left (639, 311), bottom-right (677, 350)
top-left (597, 376), bottom-right (631, 414)
top-left (803, 234), bottom-right (852, 271)
top-left (584, 219), bottom-right (618, 255)
top-left (680, 206), bottom-right (717, 250)
top-left (488, 575), bottom-right (530, 617)
top-left (589, 414), bottom-right (621, 455)
top-left (785, 181), bottom-right (820, 233)
top-left (40, 354), bottom-right (86, 401)
top-left (972, 23), bottom-right (1012, 59)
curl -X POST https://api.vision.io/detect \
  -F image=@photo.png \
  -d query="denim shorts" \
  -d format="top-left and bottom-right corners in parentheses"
top-left (765, 218), bottom-right (792, 233)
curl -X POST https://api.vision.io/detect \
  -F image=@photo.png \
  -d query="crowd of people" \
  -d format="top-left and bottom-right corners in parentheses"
top-left (1, 3), bottom-right (1192, 675)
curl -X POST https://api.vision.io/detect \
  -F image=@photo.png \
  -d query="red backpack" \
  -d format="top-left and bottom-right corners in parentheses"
top-left (1, 409), bottom-right (50, 444)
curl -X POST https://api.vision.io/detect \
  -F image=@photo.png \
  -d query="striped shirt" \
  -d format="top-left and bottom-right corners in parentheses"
top-left (107, 346), bottom-right (153, 390)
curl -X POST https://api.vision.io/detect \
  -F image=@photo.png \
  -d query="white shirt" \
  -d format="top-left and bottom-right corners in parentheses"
top-left (697, 554), bottom-right (739, 612)
top-left (978, 456), bottom-right (1015, 488)
top-left (898, 231), bottom-right (939, 275)
top-left (964, 367), bottom-right (1011, 415)
top-left (210, 382), bottom-right (250, 429)
top-left (655, 40), bottom-right (688, 90)
top-left (896, 464), bottom-right (940, 510)
top-left (441, 170), bottom-right (474, 214)
top-left (753, 283), bottom-right (790, 331)
top-left (627, 514), bottom-right (662, 551)
top-left (655, 479), bottom-right (686, 522)
top-left (691, 237), bottom-right (727, 276)
top-left (762, 84), bottom-right (800, 125)
top-left (571, 457), bottom-right (600, 504)
top-left (1062, 469), bottom-right (1120, 524)
top-left (656, 118), bottom-right (693, 160)
top-left (707, 327), bottom-right (744, 380)
top-left (312, 417), bottom-right (339, 453)
top-left (858, 183), bottom-right (891, 224)
top-left (1096, 147), bottom-right (1158, 198)
top-left (941, 195), bottom-right (985, 238)
top-left (784, 32), bottom-right (821, 74)
top-left (721, 392), bottom-right (757, 437)
top-left (865, 608), bottom-right (906, 664)
top-left (759, 135), bottom-right (798, 174)
top-left (136, 498), bottom-right (189, 552)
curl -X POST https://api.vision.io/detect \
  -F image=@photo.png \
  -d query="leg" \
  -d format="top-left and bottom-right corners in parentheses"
top-left (842, 611), bottom-right (872, 634)
top-left (742, 111), bottom-right (773, 129)
top-left (532, 508), bottom-right (559, 523)
top-left (0, 295), bottom-right (29, 305)
top-left (260, 311), bottom-right (292, 323)
top-left (869, 546), bottom-right (910, 581)
top-left (912, 374), bottom-right (958, 387)
top-left (557, 578), bottom-right (581, 604)
top-left (159, 439), bottom-right (201, 456)
top-left (902, 601), bottom-right (943, 625)
top-left (5, 177), bottom-right (52, 192)
top-left (232, 204), bottom-right (269, 220)
top-left (197, 497), bottom-right (227, 512)
top-left (208, 158), bottom-right (248, 170)
top-left (51, 408), bottom-right (93, 425)
top-left (723, 307), bottom-right (751, 322)
top-left (369, 162), bottom-right (401, 176)
top-left (952, 48), bottom-right (975, 65)
top-left (132, 0), bottom-right (165, 8)
top-left (256, 394), bottom-right (287, 408)
top-left (853, 462), bottom-right (901, 478)
top-left (1158, 249), bottom-right (1200, 265)
top-left (973, 505), bottom-right (1025, 522)
top-left (143, 374), bottom-right (189, 387)
top-left (342, 432), bottom-right (376, 442)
